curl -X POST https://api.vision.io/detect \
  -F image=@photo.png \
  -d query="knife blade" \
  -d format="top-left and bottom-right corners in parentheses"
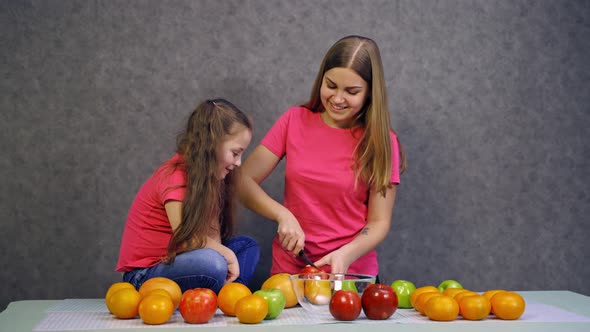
top-left (298, 249), bottom-right (322, 271)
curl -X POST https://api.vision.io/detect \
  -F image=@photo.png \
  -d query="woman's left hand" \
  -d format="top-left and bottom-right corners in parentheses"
top-left (314, 249), bottom-right (353, 274)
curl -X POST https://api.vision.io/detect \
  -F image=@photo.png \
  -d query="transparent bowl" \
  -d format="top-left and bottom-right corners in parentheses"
top-left (289, 273), bottom-right (376, 317)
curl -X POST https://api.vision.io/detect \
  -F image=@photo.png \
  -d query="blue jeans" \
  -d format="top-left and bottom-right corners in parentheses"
top-left (123, 235), bottom-right (259, 294)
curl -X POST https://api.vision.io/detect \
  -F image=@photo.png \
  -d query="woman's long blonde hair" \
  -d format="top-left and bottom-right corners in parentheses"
top-left (304, 35), bottom-right (406, 196)
top-left (164, 99), bottom-right (252, 262)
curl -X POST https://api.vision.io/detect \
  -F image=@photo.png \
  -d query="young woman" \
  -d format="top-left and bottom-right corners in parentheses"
top-left (116, 99), bottom-right (259, 293)
top-left (238, 36), bottom-right (406, 277)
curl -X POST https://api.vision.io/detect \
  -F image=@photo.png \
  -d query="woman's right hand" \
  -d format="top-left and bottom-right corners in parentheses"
top-left (239, 145), bottom-right (306, 255)
top-left (276, 209), bottom-right (305, 256)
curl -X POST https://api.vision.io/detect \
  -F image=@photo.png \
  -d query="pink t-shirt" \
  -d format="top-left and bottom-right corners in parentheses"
top-left (116, 154), bottom-right (187, 272)
top-left (262, 106), bottom-right (401, 276)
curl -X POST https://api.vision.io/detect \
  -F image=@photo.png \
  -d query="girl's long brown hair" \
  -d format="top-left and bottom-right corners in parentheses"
top-left (165, 99), bottom-right (252, 263)
top-left (304, 35), bottom-right (406, 196)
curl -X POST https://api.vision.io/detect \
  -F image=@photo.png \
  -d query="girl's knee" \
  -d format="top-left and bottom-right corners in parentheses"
top-left (170, 249), bottom-right (228, 285)
top-left (226, 235), bottom-right (260, 252)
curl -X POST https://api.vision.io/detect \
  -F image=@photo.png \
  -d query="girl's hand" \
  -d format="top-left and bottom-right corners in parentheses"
top-left (224, 250), bottom-right (240, 284)
top-left (205, 237), bottom-right (240, 284)
top-left (276, 209), bottom-right (305, 256)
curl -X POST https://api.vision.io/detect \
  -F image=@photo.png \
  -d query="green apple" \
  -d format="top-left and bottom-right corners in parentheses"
top-left (341, 280), bottom-right (358, 293)
top-left (390, 280), bottom-right (416, 308)
top-left (437, 279), bottom-right (463, 293)
top-left (253, 288), bottom-right (286, 320)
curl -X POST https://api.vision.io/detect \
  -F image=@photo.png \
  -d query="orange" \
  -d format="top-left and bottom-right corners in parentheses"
top-left (138, 277), bottom-right (182, 309)
top-left (482, 290), bottom-right (506, 313)
top-left (105, 282), bottom-right (135, 314)
top-left (138, 293), bottom-right (174, 325)
top-left (454, 290), bottom-right (479, 303)
top-left (459, 294), bottom-right (491, 320)
top-left (424, 295), bottom-right (459, 321)
top-left (443, 288), bottom-right (468, 298)
top-left (490, 291), bottom-right (526, 320)
top-left (218, 282), bottom-right (252, 316)
top-left (410, 286), bottom-right (439, 308)
top-left (235, 294), bottom-right (269, 324)
top-left (415, 291), bottom-right (443, 315)
top-left (261, 273), bottom-right (298, 308)
top-left (107, 287), bottom-right (142, 319)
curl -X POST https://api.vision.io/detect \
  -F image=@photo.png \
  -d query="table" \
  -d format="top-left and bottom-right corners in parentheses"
top-left (2, 291), bottom-right (590, 332)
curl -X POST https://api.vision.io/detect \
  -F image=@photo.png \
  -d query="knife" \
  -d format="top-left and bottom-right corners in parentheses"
top-left (298, 249), bottom-right (322, 271)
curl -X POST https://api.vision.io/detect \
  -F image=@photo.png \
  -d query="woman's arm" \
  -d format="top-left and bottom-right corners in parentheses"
top-left (164, 201), bottom-right (239, 283)
top-left (314, 185), bottom-right (398, 273)
top-left (237, 145), bottom-right (305, 255)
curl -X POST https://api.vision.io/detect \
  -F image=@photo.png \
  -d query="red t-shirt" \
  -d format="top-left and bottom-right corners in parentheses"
top-left (116, 154), bottom-right (186, 272)
top-left (261, 106), bottom-right (401, 275)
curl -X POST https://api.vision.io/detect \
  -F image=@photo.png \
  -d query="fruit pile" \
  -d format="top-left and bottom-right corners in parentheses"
top-left (105, 277), bottom-right (181, 325)
top-left (104, 273), bottom-right (297, 325)
top-left (392, 279), bottom-right (526, 322)
top-left (105, 275), bottom-right (526, 325)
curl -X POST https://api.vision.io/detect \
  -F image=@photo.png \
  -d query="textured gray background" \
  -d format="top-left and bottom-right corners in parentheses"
top-left (1, 0), bottom-right (589, 311)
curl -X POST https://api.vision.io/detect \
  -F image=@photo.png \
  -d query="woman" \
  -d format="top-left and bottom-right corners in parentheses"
top-left (239, 36), bottom-right (406, 277)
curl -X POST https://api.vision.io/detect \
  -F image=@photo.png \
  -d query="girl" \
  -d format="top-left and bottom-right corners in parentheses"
top-left (238, 36), bottom-right (406, 277)
top-left (116, 99), bottom-right (259, 293)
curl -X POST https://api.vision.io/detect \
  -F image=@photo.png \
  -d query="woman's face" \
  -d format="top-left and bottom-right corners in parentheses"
top-left (216, 124), bottom-right (252, 179)
top-left (320, 67), bottom-right (369, 129)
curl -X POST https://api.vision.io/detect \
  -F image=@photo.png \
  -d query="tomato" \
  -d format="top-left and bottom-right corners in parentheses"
top-left (490, 291), bottom-right (526, 320)
top-left (299, 265), bottom-right (324, 275)
top-left (361, 283), bottom-right (398, 320)
top-left (329, 290), bottom-right (362, 321)
top-left (217, 282), bottom-right (252, 316)
top-left (139, 293), bottom-right (175, 325)
top-left (299, 265), bottom-right (329, 279)
top-left (304, 280), bottom-right (332, 305)
top-left (105, 282), bottom-right (136, 314)
top-left (108, 288), bottom-right (141, 319)
top-left (235, 294), bottom-right (268, 324)
top-left (261, 273), bottom-right (298, 308)
top-left (459, 294), bottom-right (491, 320)
top-left (138, 277), bottom-right (182, 309)
top-left (179, 288), bottom-right (218, 324)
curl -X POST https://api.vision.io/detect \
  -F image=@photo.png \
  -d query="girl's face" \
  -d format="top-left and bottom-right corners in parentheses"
top-left (320, 67), bottom-right (369, 129)
top-left (216, 124), bottom-right (252, 179)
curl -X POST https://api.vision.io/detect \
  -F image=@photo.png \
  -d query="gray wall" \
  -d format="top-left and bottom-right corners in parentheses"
top-left (1, 0), bottom-right (588, 311)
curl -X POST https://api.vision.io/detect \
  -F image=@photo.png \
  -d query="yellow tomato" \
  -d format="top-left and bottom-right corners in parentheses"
top-left (138, 293), bottom-right (174, 325)
top-left (107, 288), bottom-right (141, 319)
top-left (217, 282), bottom-right (252, 316)
top-left (235, 294), bottom-right (268, 324)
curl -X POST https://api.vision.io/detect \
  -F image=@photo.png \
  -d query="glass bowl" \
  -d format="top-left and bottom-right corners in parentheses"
top-left (289, 273), bottom-right (376, 317)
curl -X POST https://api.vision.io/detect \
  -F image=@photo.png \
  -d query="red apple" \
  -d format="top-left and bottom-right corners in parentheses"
top-left (179, 288), bottom-right (218, 324)
top-left (330, 290), bottom-right (362, 321)
top-left (361, 284), bottom-right (398, 320)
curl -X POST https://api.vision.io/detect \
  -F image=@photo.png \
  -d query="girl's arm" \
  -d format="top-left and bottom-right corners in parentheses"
top-left (203, 236), bottom-right (239, 283)
top-left (237, 145), bottom-right (305, 256)
top-left (164, 201), bottom-right (239, 283)
top-left (314, 185), bottom-right (398, 273)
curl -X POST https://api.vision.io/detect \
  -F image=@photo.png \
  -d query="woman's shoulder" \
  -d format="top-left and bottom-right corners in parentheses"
top-left (388, 129), bottom-right (399, 141)
top-left (273, 105), bottom-right (315, 125)
top-left (284, 105), bottom-right (312, 116)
